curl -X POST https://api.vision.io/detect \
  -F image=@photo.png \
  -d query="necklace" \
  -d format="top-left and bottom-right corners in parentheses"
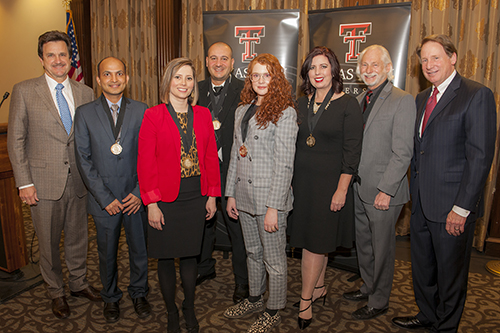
top-left (309, 98), bottom-right (332, 114)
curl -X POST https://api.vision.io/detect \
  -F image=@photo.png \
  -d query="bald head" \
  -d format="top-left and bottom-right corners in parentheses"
top-left (96, 57), bottom-right (129, 103)
top-left (206, 42), bottom-right (234, 85)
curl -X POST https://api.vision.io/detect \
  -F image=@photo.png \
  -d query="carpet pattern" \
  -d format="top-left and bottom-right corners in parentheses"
top-left (0, 211), bottom-right (499, 332)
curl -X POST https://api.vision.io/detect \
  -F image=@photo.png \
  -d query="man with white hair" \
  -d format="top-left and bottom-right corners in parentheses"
top-left (343, 45), bottom-right (416, 320)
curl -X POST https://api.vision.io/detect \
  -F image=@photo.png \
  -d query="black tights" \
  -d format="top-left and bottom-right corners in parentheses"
top-left (157, 256), bottom-right (198, 314)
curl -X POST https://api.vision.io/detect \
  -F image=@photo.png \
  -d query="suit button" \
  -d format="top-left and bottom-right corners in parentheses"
top-left (237, 156), bottom-right (240, 160)
top-left (248, 179), bottom-right (252, 184)
top-left (254, 135), bottom-right (259, 140)
top-left (237, 177), bottom-right (240, 182)
top-left (64, 161), bottom-right (68, 165)
top-left (67, 142), bottom-right (70, 147)
top-left (415, 171), bottom-right (419, 175)
top-left (420, 150), bottom-right (424, 154)
top-left (249, 157), bottom-right (252, 161)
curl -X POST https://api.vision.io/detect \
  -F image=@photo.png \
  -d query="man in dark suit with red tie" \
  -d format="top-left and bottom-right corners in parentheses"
top-left (392, 35), bottom-right (496, 332)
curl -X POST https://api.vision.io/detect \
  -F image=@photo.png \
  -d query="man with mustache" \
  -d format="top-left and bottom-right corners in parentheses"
top-left (7, 30), bottom-right (99, 319)
top-left (343, 45), bottom-right (415, 320)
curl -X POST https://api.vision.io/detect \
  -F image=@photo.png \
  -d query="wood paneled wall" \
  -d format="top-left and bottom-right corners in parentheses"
top-left (156, 0), bottom-right (182, 91)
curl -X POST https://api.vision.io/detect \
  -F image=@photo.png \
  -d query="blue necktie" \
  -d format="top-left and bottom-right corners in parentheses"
top-left (55, 83), bottom-right (72, 135)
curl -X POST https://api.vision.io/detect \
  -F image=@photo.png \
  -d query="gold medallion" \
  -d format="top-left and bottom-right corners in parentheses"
top-left (183, 157), bottom-right (193, 168)
top-left (239, 145), bottom-right (248, 157)
top-left (110, 143), bottom-right (123, 155)
top-left (213, 119), bottom-right (221, 130)
top-left (306, 134), bottom-right (316, 147)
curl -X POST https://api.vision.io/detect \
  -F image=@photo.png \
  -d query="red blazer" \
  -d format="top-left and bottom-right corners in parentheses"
top-left (138, 103), bottom-right (221, 205)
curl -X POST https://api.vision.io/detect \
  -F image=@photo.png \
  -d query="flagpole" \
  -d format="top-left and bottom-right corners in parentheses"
top-left (62, 0), bottom-right (72, 10)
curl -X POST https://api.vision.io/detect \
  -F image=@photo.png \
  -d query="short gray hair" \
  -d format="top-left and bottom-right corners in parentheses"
top-left (356, 44), bottom-right (394, 82)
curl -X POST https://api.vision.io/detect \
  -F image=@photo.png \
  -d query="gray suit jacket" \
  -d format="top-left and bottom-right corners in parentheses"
top-left (226, 105), bottom-right (298, 215)
top-left (74, 96), bottom-right (147, 217)
top-left (7, 75), bottom-right (94, 200)
top-left (356, 82), bottom-right (415, 205)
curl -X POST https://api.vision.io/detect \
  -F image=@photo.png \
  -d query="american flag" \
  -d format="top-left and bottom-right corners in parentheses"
top-left (66, 10), bottom-right (84, 83)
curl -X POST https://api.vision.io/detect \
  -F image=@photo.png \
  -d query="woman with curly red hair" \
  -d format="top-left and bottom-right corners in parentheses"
top-left (223, 53), bottom-right (298, 333)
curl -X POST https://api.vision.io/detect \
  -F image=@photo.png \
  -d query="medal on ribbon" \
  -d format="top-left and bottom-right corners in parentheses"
top-left (306, 134), bottom-right (316, 148)
top-left (213, 119), bottom-right (221, 130)
top-left (239, 145), bottom-right (248, 157)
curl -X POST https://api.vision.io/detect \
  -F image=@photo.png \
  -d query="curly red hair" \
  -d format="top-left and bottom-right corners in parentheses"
top-left (240, 53), bottom-right (296, 128)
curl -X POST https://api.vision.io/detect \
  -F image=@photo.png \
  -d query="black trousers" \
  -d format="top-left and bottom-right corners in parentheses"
top-left (411, 193), bottom-right (474, 333)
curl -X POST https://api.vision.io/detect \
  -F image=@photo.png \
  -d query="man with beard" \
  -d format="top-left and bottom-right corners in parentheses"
top-left (343, 45), bottom-right (415, 320)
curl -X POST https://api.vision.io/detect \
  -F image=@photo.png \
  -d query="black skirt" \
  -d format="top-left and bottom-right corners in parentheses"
top-left (147, 176), bottom-right (206, 259)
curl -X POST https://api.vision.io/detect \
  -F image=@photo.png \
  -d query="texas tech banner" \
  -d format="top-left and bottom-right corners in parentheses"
top-left (203, 10), bottom-right (300, 88)
top-left (309, 3), bottom-right (411, 95)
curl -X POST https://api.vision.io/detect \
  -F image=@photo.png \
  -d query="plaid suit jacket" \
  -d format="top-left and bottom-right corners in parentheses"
top-left (226, 104), bottom-right (298, 215)
top-left (7, 75), bottom-right (94, 200)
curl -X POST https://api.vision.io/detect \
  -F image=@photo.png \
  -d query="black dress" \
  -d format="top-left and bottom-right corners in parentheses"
top-left (289, 94), bottom-right (363, 253)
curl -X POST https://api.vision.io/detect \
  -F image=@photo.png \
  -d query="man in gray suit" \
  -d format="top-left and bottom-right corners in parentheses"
top-left (343, 45), bottom-right (415, 320)
top-left (7, 31), bottom-right (100, 319)
top-left (74, 57), bottom-right (150, 323)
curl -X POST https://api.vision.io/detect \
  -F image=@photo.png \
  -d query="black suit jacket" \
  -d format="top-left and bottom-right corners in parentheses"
top-left (198, 75), bottom-right (244, 181)
top-left (411, 73), bottom-right (496, 223)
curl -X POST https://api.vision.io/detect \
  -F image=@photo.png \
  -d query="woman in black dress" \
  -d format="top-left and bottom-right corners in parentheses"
top-left (138, 58), bottom-right (221, 333)
top-left (288, 47), bottom-right (363, 329)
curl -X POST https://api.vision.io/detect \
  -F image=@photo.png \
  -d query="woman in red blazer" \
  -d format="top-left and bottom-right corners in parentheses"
top-left (138, 58), bottom-right (220, 333)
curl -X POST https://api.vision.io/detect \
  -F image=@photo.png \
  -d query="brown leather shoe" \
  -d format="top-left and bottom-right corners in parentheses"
top-left (52, 296), bottom-right (70, 319)
top-left (70, 285), bottom-right (102, 302)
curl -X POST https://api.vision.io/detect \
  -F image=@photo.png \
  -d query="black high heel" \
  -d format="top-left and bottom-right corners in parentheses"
top-left (293, 285), bottom-right (327, 307)
top-left (182, 305), bottom-right (199, 333)
top-left (298, 297), bottom-right (313, 330)
top-left (167, 309), bottom-right (180, 333)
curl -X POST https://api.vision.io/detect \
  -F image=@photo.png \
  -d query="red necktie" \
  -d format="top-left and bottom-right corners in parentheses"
top-left (422, 87), bottom-right (438, 132)
top-left (363, 90), bottom-right (373, 113)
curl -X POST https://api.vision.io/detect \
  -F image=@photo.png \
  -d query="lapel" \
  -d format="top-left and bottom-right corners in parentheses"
top-left (424, 73), bottom-right (461, 131)
top-left (94, 96), bottom-right (115, 142)
top-left (198, 80), bottom-right (210, 107)
top-left (34, 75), bottom-right (66, 131)
top-left (119, 97), bottom-right (132, 141)
top-left (364, 82), bottom-right (392, 132)
top-left (415, 88), bottom-right (430, 141)
top-left (219, 75), bottom-right (239, 124)
top-left (164, 103), bottom-right (181, 158)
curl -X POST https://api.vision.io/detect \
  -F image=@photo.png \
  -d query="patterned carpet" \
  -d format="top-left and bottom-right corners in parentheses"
top-left (0, 208), bottom-right (499, 332)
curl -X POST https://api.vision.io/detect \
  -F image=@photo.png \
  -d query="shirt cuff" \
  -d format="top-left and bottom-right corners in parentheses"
top-left (19, 184), bottom-right (34, 190)
top-left (452, 205), bottom-right (470, 218)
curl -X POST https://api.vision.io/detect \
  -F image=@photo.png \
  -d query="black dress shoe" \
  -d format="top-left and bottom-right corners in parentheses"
top-left (133, 297), bottom-right (151, 318)
top-left (352, 305), bottom-right (388, 320)
top-left (392, 316), bottom-right (432, 330)
top-left (52, 296), bottom-right (70, 319)
top-left (343, 289), bottom-right (369, 301)
top-left (70, 285), bottom-right (102, 302)
top-left (233, 284), bottom-right (249, 304)
top-left (103, 302), bottom-right (120, 323)
top-left (195, 271), bottom-right (216, 286)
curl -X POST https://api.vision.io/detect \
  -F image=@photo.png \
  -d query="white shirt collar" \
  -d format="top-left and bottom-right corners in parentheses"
top-left (432, 70), bottom-right (457, 102)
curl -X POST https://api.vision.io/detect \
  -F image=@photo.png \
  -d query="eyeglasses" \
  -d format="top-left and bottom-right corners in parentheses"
top-left (249, 73), bottom-right (272, 82)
